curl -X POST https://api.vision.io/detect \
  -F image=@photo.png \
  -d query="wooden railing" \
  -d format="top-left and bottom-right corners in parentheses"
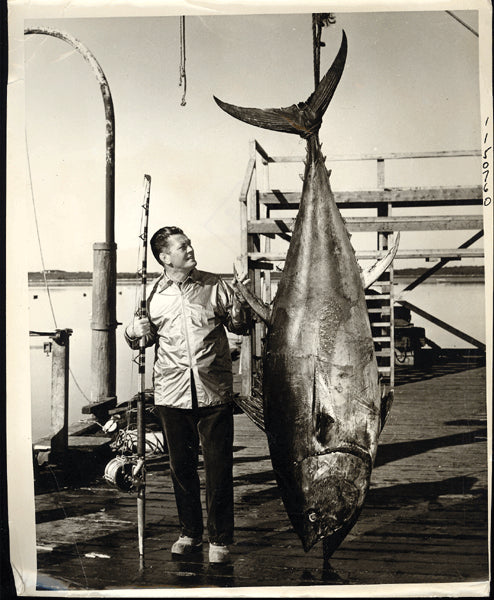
top-left (238, 140), bottom-right (484, 399)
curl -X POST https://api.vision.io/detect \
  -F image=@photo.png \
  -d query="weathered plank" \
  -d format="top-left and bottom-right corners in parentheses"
top-left (259, 186), bottom-right (482, 208)
top-left (248, 215), bottom-right (484, 234)
top-left (248, 247), bottom-right (485, 262)
top-left (262, 150), bottom-right (480, 163)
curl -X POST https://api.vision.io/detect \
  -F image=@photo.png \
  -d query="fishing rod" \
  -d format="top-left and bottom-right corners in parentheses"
top-left (135, 174), bottom-right (151, 569)
top-left (102, 175), bottom-right (152, 567)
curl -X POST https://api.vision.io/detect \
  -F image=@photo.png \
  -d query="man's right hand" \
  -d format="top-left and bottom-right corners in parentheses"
top-left (127, 317), bottom-right (152, 338)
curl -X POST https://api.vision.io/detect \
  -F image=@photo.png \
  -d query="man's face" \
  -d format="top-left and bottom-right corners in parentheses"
top-left (161, 233), bottom-right (197, 271)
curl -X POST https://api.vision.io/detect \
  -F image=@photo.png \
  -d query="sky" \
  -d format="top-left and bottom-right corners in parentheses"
top-left (21, 8), bottom-right (486, 274)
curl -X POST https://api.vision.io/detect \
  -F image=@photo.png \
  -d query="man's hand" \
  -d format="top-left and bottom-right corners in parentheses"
top-left (233, 257), bottom-right (248, 284)
top-left (128, 317), bottom-right (152, 338)
top-left (232, 258), bottom-right (251, 306)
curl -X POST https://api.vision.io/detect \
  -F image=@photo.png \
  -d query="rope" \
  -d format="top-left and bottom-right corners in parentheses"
top-left (179, 16), bottom-right (187, 106)
top-left (111, 420), bottom-right (166, 456)
top-left (312, 13), bottom-right (337, 88)
top-left (26, 131), bottom-right (91, 403)
top-left (70, 372), bottom-right (90, 402)
top-left (312, 14), bottom-right (321, 88)
top-left (25, 131), bottom-right (58, 329)
top-left (445, 10), bottom-right (479, 37)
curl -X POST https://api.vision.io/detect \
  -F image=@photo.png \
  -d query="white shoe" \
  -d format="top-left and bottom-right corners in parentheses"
top-left (209, 543), bottom-right (230, 564)
top-left (171, 535), bottom-right (203, 555)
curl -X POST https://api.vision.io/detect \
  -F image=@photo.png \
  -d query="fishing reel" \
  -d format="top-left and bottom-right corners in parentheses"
top-left (103, 414), bottom-right (121, 434)
top-left (104, 456), bottom-right (144, 493)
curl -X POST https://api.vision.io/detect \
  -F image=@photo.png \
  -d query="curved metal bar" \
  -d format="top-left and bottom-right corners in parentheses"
top-left (24, 27), bottom-right (115, 244)
top-left (25, 27), bottom-right (117, 405)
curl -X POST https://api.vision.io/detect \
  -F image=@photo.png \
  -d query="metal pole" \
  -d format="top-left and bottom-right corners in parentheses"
top-left (24, 28), bottom-right (117, 407)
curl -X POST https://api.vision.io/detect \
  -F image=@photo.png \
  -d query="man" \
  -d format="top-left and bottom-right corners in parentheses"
top-left (125, 226), bottom-right (251, 564)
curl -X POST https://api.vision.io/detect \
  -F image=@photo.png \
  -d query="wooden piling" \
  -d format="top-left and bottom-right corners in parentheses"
top-left (50, 329), bottom-right (72, 456)
top-left (91, 242), bottom-right (117, 408)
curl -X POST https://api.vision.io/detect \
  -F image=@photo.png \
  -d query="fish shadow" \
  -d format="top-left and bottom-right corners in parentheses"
top-left (395, 351), bottom-right (485, 386)
top-left (367, 474), bottom-right (483, 508)
top-left (234, 469), bottom-right (276, 486)
top-left (444, 418), bottom-right (487, 427)
top-left (300, 565), bottom-right (348, 586)
top-left (375, 428), bottom-right (487, 468)
top-left (234, 467), bottom-right (279, 503)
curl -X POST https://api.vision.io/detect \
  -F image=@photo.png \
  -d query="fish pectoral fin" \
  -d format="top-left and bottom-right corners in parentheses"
top-left (315, 411), bottom-right (336, 447)
top-left (361, 232), bottom-right (400, 289)
top-left (232, 263), bottom-right (271, 325)
top-left (312, 366), bottom-right (335, 446)
top-left (379, 386), bottom-right (394, 433)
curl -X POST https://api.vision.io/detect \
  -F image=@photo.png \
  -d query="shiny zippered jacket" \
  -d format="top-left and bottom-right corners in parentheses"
top-left (125, 269), bottom-right (250, 408)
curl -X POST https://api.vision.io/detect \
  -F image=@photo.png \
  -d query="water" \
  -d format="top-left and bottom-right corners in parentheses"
top-left (394, 279), bottom-right (486, 348)
top-left (29, 279), bottom-right (486, 441)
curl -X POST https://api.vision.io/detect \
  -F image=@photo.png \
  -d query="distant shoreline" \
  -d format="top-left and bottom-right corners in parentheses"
top-left (28, 266), bottom-right (485, 286)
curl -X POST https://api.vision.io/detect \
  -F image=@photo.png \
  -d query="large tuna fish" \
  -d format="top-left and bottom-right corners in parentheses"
top-left (215, 32), bottom-right (397, 555)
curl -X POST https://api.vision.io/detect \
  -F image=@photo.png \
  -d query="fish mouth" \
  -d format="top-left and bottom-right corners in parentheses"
top-left (314, 443), bottom-right (373, 469)
top-left (287, 447), bottom-right (372, 552)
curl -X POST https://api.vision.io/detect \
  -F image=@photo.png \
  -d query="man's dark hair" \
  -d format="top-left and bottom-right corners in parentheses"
top-left (150, 226), bottom-right (185, 266)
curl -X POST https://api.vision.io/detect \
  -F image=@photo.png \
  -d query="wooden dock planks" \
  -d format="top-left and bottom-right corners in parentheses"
top-left (34, 358), bottom-right (488, 591)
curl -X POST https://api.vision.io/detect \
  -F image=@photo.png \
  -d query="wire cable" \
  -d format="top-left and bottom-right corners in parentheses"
top-left (445, 11), bottom-right (479, 37)
top-left (25, 131), bottom-right (58, 329)
top-left (26, 131), bottom-right (90, 402)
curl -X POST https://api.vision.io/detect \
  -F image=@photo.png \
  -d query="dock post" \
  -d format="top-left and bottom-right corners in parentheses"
top-left (50, 329), bottom-right (72, 457)
top-left (91, 242), bottom-right (117, 416)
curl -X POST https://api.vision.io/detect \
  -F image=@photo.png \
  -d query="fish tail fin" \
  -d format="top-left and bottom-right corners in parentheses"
top-left (214, 31), bottom-right (347, 138)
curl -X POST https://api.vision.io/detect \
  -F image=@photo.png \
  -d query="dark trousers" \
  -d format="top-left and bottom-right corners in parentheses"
top-left (156, 386), bottom-right (234, 545)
